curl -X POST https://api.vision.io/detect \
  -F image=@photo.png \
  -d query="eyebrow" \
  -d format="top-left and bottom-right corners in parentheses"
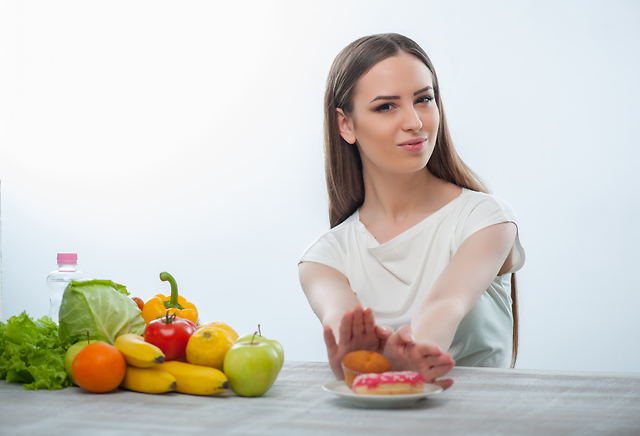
top-left (369, 86), bottom-right (434, 103)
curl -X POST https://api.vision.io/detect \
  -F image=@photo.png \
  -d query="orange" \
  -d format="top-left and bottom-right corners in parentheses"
top-left (72, 342), bottom-right (126, 393)
top-left (197, 321), bottom-right (239, 341)
top-left (186, 325), bottom-right (235, 370)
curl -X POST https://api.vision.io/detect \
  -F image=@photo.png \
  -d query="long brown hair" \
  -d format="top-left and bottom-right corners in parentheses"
top-left (323, 33), bottom-right (519, 367)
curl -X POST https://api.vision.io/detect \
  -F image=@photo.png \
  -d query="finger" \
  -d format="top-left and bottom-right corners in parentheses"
top-left (435, 353), bottom-right (454, 366)
top-left (375, 325), bottom-right (393, 340)
top-left (323, 325), bottom-right (338, 357)
top-left (432, 378), bottom-right (455, 391)
top-left (351, 306), bottom-right (364, 342)
top-left (427, 361), bottom-right (456, 381)
top-left (383, 328), bottom-right (412, 360)
top-left (396, 324), bottom-right (415, 344)
top-left (338, 310), bottom-right (354, 345)
top-left (433, 353), bottom-right (453, 367)
top-left (414, 342), bottom-right (443, 359)
top-left (424, 351), bottom-right (454, 368)
top-left (375, 325), bottom-right (393, 352)
top-left (363, 306), bottom-right (375, 321)
top-left (415, 353), bottom-right (444, 370)
top-left (363, 307), bottom-right (376, 337)
top-left (385, 327), bottom-right (407, 348)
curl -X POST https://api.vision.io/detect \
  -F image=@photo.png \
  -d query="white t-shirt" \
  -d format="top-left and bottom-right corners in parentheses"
top-left (299, 188), bottom-right (525, 367)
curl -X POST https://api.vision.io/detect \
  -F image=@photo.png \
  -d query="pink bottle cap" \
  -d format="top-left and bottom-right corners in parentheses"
top-left (57, 253), bottom-right (78, 264)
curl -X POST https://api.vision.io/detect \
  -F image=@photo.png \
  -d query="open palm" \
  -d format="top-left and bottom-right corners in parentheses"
top-left (323, 306), bottom-right (391, 380)
top-left (382, 325), bottom-right (455, 390)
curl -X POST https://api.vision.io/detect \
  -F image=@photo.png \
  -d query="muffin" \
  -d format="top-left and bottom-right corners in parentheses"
top-left (341, 351), bottom-right (392, 388)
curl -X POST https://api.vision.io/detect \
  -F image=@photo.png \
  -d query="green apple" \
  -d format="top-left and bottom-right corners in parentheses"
top-left (223, 340), bottom-right (280, 397)
top-left (236, 331), bottom-right (284, 371)
top-left (64, 340), bottom-right (104, 385)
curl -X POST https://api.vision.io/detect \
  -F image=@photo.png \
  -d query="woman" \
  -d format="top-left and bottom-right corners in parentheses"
top-left (298, 33), bottom-right (525, 389)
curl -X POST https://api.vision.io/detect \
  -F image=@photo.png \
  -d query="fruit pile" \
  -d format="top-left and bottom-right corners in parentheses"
top-left (65, 272), bottom-right (284, 397)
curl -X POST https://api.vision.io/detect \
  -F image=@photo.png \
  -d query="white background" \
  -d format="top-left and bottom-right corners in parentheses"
top-left (1, 0), bottom-right (638, 372)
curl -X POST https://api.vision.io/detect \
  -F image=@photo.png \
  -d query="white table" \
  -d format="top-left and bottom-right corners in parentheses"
top-left (1, 361), bottom-right (639, 435)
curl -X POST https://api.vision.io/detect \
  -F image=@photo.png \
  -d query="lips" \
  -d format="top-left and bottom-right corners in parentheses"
top-left (397, 138), bottom-right (427, 152)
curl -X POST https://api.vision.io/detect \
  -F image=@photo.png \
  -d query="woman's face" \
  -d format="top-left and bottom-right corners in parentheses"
top-left (337, 52), bottom-right (440, 175)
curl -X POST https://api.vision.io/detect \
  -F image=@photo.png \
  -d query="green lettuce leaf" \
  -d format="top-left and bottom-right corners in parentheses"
top-left (58, 279), bottom-right (145, 345)
top-left (0, 312), bottom-right (71, 390)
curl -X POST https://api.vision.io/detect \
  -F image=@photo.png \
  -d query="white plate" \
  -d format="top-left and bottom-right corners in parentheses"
top-left (322, 380), bottom-right (443, 409)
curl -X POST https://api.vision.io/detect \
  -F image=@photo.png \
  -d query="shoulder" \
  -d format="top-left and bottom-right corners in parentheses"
top-left (308, 211), bottom-right (360, 248)
top-left (456, 189), bottom-right (518, 224)
top-left (455, 189), bottom-right (525, 272)
top-left (298, 211), bottom-right (360, 273)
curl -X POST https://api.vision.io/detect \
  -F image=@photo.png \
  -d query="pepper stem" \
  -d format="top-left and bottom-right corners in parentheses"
top-left (160, 272), bottom-right (185, 310)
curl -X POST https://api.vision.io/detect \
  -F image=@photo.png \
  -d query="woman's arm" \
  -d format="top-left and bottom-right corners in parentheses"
top-left (299, 261), bottom-right (455, 388)
top-left (411, 222), bottom-right (517, 350)
top-left (299, 261), bottom-right (360, 336)
top-left (298, 261), bottom-right (389, 379)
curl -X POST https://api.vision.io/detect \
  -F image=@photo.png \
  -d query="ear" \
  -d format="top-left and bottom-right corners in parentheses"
top-left (336, 108), bottom-right (356, 145)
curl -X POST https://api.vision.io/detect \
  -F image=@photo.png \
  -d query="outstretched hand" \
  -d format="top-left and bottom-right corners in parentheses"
top-left (324, 311), bottom-right (455, 390)
top-left (382, 325), bottom-right (455, 390)
top-left (323, 305), bottom-right (392, 380)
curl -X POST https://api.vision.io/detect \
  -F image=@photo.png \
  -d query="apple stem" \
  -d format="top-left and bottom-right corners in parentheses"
top-left (258, 324), bottom-right (261, 336)
top-left (86, 331), bottom-right (90, 344)
top-left (252, 331), bottom-right (258, 345)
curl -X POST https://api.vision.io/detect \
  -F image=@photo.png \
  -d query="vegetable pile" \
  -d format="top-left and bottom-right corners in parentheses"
top-left (1, 272), bottom-right (283, 397)
top-left (1, 278), bottom-right (146, 390)
top-left (0, 312), bottom-right (71, 390)
top-left (58, 279), bottom-right (145, 345)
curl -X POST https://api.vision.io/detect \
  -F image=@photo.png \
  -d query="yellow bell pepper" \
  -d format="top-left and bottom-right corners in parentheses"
top-left (142, 272), bottom-right (198, 325)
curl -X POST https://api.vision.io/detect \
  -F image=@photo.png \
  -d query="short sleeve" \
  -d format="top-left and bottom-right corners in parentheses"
top-left (298, 232), bottom-right (347, 276)
top-left (457, 194), bottom-right (525, 273)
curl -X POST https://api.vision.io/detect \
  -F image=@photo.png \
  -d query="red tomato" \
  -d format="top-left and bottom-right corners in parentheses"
top-left (144, 313), bottom-right (196, 361)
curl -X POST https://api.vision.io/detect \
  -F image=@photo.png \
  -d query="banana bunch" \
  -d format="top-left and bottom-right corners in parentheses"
top-left (157, 361), bottom-right (229, 395)
top-left (115, 334), bottom-right (165, 368)
top-left (114, 334), bottom-right (174, 394)
top-left (114, 334), bottom-right (228, 395)
top-left (121, 366), bottom-right (177, 394)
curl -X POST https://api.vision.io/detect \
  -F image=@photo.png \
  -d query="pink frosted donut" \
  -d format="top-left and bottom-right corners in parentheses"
top-left (352, 371), bottom-right (426, 395)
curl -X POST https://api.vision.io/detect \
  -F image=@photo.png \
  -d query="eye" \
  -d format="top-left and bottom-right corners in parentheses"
top-left (415, 95), bottom-right (434, 105)
top-left (374, 103), bottom-right (394, 112)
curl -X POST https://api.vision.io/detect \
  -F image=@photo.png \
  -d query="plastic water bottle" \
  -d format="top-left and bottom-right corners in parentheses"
top-left (46, 253), bottom-right (85, 323)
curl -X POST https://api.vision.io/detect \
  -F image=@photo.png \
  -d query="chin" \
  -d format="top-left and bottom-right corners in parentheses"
top-left (390, 160), bottom-right (430, 175)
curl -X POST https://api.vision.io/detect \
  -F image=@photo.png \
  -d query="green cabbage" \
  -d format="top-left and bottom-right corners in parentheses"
top-left (0, 312), bottom-right (72, 390)
top-left (58, 279), bottom-right (145, 345)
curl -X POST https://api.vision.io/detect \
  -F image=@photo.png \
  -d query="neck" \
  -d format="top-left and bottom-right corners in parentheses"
top-left (360, 165), bottom-right (441, 225)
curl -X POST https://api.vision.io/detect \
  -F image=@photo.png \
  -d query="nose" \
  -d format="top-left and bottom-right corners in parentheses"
top-left (402, 107), bottom-right (422, 132)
